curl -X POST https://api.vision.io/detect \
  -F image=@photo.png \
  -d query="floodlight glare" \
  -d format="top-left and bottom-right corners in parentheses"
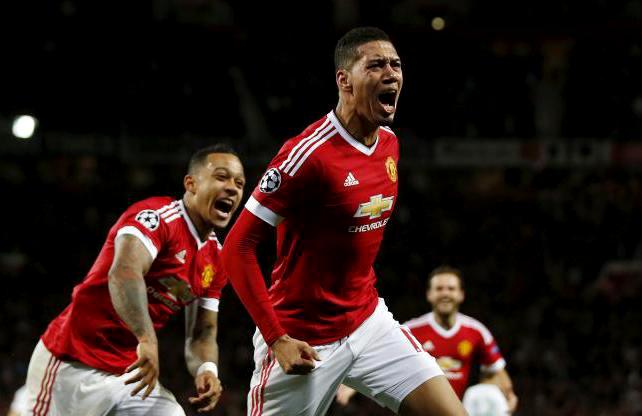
top-left (12, 115), bottom-right (37, 139)
top-left (432, 17), bottom-right (446, 31)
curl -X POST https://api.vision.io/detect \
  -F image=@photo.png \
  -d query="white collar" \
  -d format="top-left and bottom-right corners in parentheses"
top-left (428, 312), bottom-right (461, 338)
top-left (178, 199), bottom-right (213, 250)
top-left (327, 111), bottom-right (379, 156)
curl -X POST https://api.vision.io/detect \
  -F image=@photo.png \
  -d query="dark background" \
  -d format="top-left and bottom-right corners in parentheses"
top-left (1, 1), bottom-right (641, 415)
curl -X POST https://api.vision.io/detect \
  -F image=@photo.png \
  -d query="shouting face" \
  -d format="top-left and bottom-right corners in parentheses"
top-left (344, 40), bottom-right (403, 126)
top-left (186, 152), bottom-right (245, 230)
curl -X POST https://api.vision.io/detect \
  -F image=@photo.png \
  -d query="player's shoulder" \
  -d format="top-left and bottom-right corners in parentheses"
top-left (458, 313), bottom-right (494, 340)
top-left (119, 196), bottom-right (179, 229)
top-left (379, 125), bottom-right (398, 140)
top-left (403, 312), bottom-right (433, 329)
top-left (125, 196), bottom-right (177, 213)
top-left (272, 113), bottom-right (334, 176)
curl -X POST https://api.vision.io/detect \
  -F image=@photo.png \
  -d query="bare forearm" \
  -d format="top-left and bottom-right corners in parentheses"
top-left (186, 333), bottom-right (219, 376)
top-left (108, 269), bottom-right (157, 343)
top-left (185, 308), bottom-right (220, 376)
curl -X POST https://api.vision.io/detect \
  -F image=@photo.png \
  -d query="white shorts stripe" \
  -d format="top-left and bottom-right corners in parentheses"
top-left (251, 353), bottom-right (271, 416)
top-left (254, 355), bottom-right (276, 416)
top-left (282, 124), bottom-right (335, 174)
top-left (39, 359), bottom-right (62, 416)
top-left (279, 118), bottom-right (332, 172)
top-left (289, 130), bottom-right (335, 176)
top-left (33, 355), bottom-right (54, 415)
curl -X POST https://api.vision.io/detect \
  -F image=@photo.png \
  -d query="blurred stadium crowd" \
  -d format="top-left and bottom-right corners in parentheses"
top-left (1, 0), bottom-right (642, 415)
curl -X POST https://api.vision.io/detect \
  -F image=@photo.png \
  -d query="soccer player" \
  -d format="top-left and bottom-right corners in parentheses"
top-left (24, 144), bottom-right (245, 416)
top-left (337, 266), bottom-right (518, 413)
top-left (221, 27), bottom-right (466, 416)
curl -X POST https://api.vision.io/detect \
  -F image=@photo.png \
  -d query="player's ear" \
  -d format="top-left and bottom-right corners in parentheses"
top-left (184, 174), bottom-right (196, 194)
top-left (336, 69), bottom-right (352, 93)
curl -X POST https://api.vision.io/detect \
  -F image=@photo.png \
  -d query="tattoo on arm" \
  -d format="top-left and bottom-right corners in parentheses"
top-left (108, 234), bottom-right (157, 343)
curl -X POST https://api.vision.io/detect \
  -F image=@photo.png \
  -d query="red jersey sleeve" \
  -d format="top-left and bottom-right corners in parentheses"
top-left (114, 201), bottom-right (170, 260)
top-left (247, 137), bottom-right (320, 226)
top-left (477, 324), bottom-right (506, 373)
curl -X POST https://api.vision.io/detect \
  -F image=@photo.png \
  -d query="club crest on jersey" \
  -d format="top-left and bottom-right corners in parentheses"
top-left (259, 168), bottom-right (281, 193)
top-left (202, 264), bottom-right (215, 288)
top-left (136, 209), bottom-right (160, 231)
top-left (458, 340), bottom-right (473, 358)
top-left (354, 194), bottom-right (394, 219)
top-left (385, 156), bottom-right (397, 183)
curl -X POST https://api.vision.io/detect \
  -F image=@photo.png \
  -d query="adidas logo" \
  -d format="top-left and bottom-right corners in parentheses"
top-left (344, 172), bottom-right (360, 187)
top-left (175, 249), bottom-right (187, 264)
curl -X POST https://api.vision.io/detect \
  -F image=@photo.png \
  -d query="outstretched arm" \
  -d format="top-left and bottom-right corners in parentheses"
top-left (221, 208), bottom-right (320, 374)
top-left (185, 305), bottom-right (222, 412)
top-left (108, 234), bottom-right (158, 399)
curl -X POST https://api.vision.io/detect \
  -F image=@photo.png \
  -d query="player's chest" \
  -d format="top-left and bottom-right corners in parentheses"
top-left (320, 153), bottom-right (398, 223)
top-left (422, 332), bottom-right (478, 363)
top-left (148, 240), bottom-right (221, 304)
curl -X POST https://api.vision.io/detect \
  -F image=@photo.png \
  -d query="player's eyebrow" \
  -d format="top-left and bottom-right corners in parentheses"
top-left (367, 57), bottom-right (401, 65)
top-left (213, 166), bottom-right (245, 181)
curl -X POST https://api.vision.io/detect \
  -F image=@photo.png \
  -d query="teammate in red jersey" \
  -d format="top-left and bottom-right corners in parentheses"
top-left (339, 266), bottom-right (518, 412)
top-left (24, 144), bottom-right (245, 416)
top-left (222, 27), bottom-right (465, 416)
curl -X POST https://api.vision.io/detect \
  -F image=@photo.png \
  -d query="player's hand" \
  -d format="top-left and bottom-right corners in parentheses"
top-left (271, 334), bottom-right (321, 375)
top-left (335, 384), bottom-right (357, 406)
top-left (124, 339), bottom-right (160, 400)
top-left (189, 371), bottom-right (223, 413)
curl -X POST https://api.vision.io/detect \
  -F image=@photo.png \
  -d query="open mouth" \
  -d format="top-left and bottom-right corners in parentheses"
top-left (378, 90), bottom-right (397, 114)
top-left (214, 199), bottom-right (234, 217)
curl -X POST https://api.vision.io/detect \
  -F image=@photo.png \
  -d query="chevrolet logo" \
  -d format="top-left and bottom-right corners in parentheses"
top-left (354, 194), bottom-right (394, 219)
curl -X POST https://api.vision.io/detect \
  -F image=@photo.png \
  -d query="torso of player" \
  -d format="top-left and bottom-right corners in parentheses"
top-left (250, 111), bottom-right (399, 344)
top-left (405, 312), bottom-right (502, 397)
top-left (42, 197), bottom-right (226, 374)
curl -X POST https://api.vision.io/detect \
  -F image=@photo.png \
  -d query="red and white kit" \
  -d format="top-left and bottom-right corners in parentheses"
top-left (26, 197), bottom-right (226, 416)
top-left (240, 111), bottom-right (443, 414)
top-left (404, 312), bottom-right (506, 398)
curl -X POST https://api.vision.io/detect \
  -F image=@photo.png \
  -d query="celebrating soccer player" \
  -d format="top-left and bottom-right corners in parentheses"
top-left (222, 27), bottom-right (466, 416)
top-left (24, 144), bottom-right (245, 415)
top-left (338, 266), bottom-right (518, 414)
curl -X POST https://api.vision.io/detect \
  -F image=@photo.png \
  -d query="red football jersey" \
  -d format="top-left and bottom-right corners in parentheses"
top-left (404, 312), bottom-right (505, 397)
top-left (246, 111), bottom-right (399, 345)
top-left (42, 197), bottom-right (227, 374)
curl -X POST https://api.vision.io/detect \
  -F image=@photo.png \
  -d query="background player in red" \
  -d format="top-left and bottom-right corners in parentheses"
top-left (339, 265), bottom-right (518, 412)
top-left (24, 144), bottom-right (245, 415)
top-left (338, 266), bottom-right (518, 412)
top-left (222, 27), bottom-right (466, 415)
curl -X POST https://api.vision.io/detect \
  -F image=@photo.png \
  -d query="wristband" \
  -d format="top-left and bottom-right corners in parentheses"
top-left (197, 361), bottom-right (218, 378)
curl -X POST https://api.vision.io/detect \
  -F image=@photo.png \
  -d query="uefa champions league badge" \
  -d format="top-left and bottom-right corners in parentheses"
top-left (136, 209), bottom-right (160, 231)
top-left (259, 168), bottom-right (282, 193)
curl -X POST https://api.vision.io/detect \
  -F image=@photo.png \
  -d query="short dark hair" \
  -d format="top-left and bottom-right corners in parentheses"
top-left (334, 26), bottom-right (391, 71)
top-left (187, 143), bottom-right (238, 174)
top-left (427, 265), bottom-right (465, 291)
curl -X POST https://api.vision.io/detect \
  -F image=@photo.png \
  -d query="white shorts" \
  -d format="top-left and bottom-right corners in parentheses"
top-left (247, 298), bottom-right (443, 415)
top-left (24, 340), bottom-right (185, 416)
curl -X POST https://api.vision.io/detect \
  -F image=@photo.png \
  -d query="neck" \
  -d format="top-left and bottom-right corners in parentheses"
top-left (182, 194), bottom-right (212, 241)
top-left (434, 312), bottom-right (457, 330)
top-left (335, 101), bottom-right (379, 146)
